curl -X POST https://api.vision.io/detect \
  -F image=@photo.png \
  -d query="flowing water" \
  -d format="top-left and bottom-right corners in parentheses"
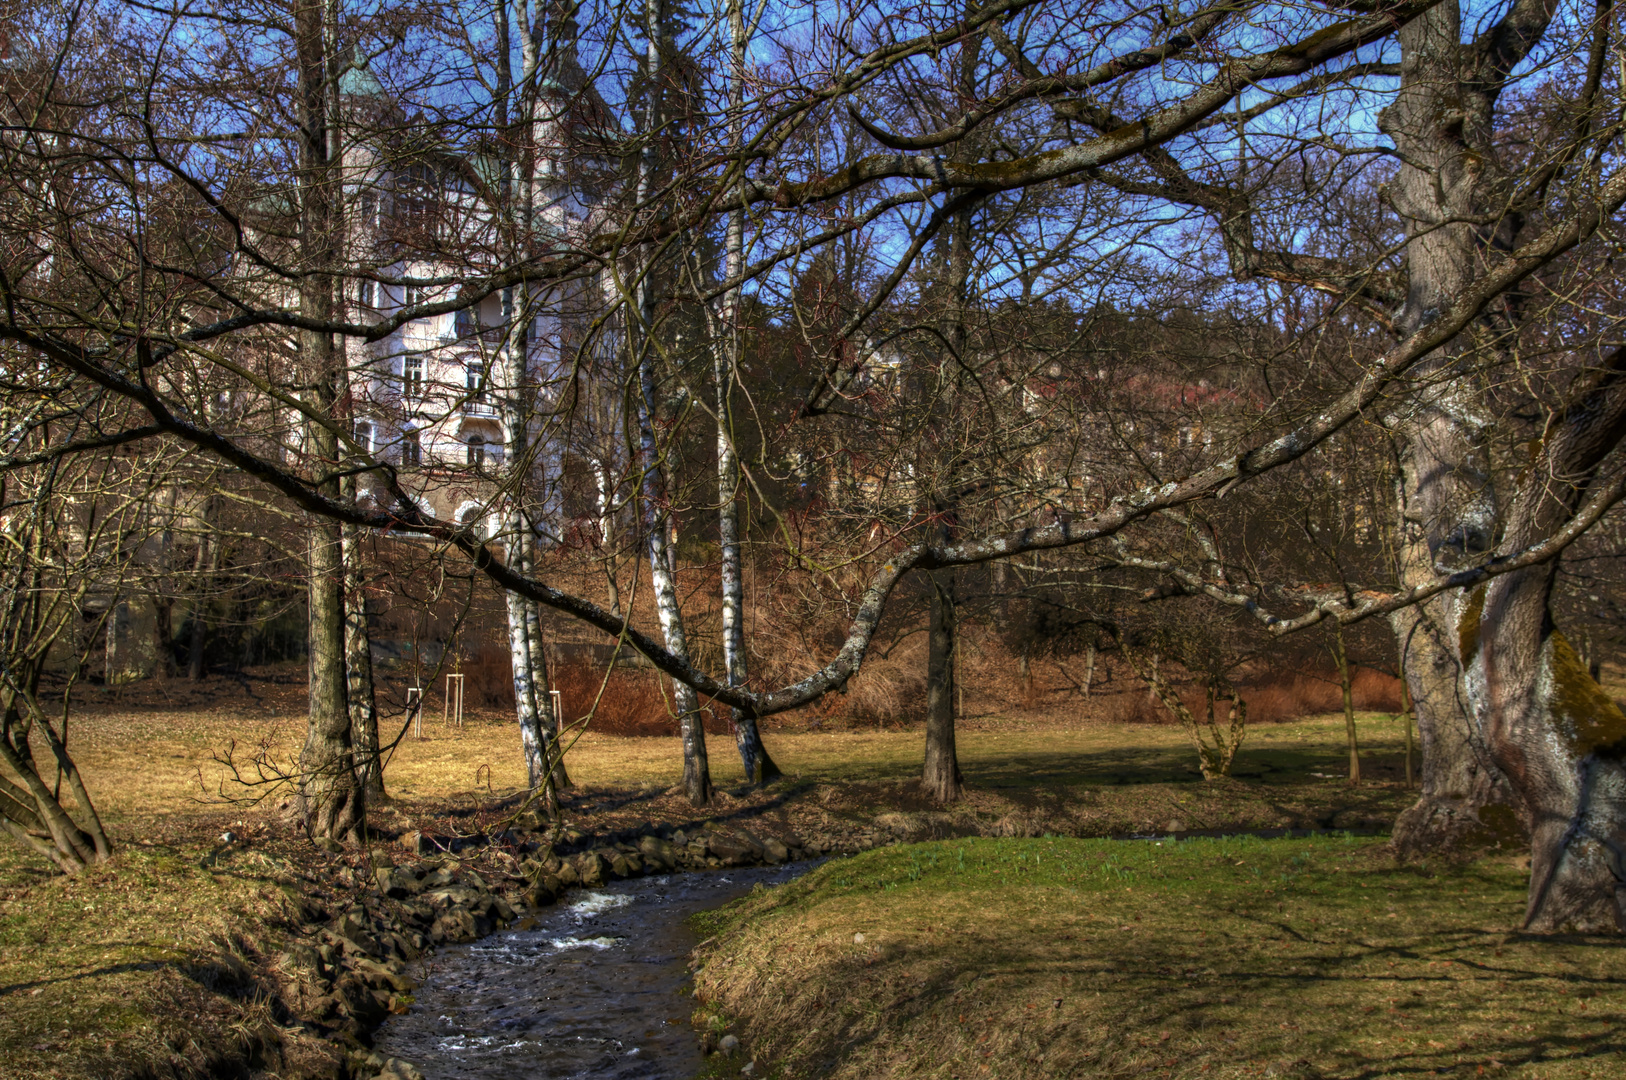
top-left (372, 863), bottom-right (810, 1079)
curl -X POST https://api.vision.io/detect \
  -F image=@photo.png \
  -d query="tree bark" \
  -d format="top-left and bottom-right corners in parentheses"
top-left (631, 0), bottom-right (710, 807)
top-left (1378, 0), bottom-right (1530, 856)
top-left (922, 570), bottom-right (963, 803)
top-left (1401, 673), bottom-right (1415, 788)
top-left (1466, 349), bottom-right (1626, 931)
top-left (300, 517), bottom-right (364, 844)
top-left (293, 0), bottom-right (363, 845)
top-left (718, 0), bottom-right (778, 786)
top-left (341, 511), bottom-right (382, 798)
top-left (1390, 600), bottom-right (1521, 857)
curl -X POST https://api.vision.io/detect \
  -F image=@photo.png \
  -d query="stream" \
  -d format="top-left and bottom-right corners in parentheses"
top-left (372, 862), bottom-right (810, 1079)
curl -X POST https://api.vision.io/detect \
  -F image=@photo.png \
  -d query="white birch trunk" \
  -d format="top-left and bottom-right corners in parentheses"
top-left (635, 0), bottom-right (710, 805)
top-left (715, 0), bottom-right (777, 784)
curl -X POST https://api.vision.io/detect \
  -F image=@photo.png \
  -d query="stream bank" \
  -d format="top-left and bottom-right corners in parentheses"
top-left (271, 819), bottom-right (825, 1080)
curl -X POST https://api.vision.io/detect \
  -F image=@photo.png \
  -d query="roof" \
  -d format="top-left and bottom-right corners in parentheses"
top-left (339, 48), bottom-right (385, 98)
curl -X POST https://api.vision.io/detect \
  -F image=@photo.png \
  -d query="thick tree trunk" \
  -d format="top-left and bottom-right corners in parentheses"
top-left (507, 585), bottom-right (553, 795)
top-left (1380, 0), bottom-right (1524, 856)
top-left (1466, 349), bottom-right (1626, 932)
top-left (292, 0), bottom-right (363, 846)
top-left (923, 571), bottom-right (963, 803)
top-left (525, 595), bottom-right (570, 789)
top-left (1390, 599), bottom-right (1521, 857)
top-left (341, 514), bottom-right (382, 798)
top-left (1476, 615), bottom-right (1626, 932)
top-left (300, 518), bottom-right (365, 844)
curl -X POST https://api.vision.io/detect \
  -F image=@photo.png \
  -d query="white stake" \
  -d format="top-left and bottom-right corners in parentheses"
top-left (407, 686), bottom-right (423, 739)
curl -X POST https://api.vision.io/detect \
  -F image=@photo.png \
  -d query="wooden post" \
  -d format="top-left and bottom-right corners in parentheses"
top-left (445, 673), bottom-right (465, 728)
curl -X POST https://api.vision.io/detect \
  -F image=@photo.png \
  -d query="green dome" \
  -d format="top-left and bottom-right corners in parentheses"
top-left (339, 47), bottom-right (384, 98)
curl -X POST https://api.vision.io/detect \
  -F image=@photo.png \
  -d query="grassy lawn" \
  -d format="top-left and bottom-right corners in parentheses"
top-left (62, 702), bottom-right (1419, 822)
top-left (692, 835), bottom-right (1625, 1079)
top-left (0, 839), bottom-right (320, 1080)
top-left (0, 694), bottom-right (1472, 1079)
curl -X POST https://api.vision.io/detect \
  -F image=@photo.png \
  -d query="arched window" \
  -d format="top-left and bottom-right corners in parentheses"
top-left (458, 504), bottom-right (486, 541)
top-left (402, 429), bottom-right (421, 466)
top-left (467, 433), bottom-right (485, 467)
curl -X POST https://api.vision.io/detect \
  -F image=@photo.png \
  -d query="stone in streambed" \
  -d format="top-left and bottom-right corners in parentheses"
top-left (638, 834), bottom-right (677, 870)
top-left (575, 852), bottom-right (609, 887)
top-left (430, 907), bottom-right (478, 944)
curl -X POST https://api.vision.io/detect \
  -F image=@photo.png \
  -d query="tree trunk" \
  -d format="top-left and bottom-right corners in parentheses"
top-left (341, 510), bottom-right (382, 799)
top-left (922, 570), bottom-right (963, 803)
top-left (1390, 600), bottom-right (1520, 857)
top-left (1083, 643), bottom-right (1096, 698)
top-left (1380, 0), bottom-right (1524, 857)
top-left (300, 518), bottom-right (364, 844)
top-left (526, 595), bottom-right (570, 789)
top-left (292, 0), bottom-right (363, 846)
top-left (1332, 627), bottom-right (1360, 786)
top-left (628, 0), bottom-right (709, 807)
top-left (717, 0), bottom-right (778, 786)
top-left (1464, 349), bottom-right (1626, 932)
top-left (506, 586), bottom-right (553, 794)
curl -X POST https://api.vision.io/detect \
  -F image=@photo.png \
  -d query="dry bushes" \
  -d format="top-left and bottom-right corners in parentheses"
top-left (551, 661), bottom-right (680, 737)
top-left (463, 644), bottom-right (516, 707)
top-left (752, 632), bottom-right (928, 730)
top-left (1097, 690), bottom-right (1167, 725)
top-left (455, 645), bottom-right (695, 738)
top-left (1095, 666), bottom-right (1404, 727)
top-left (1240, 667), bottom-right (1403, 723)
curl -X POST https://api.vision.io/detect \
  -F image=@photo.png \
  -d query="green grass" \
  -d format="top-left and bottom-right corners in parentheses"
top-left (692, 835), bottom-right (1626, 1079)
top-left (0, 841), bottom-right (308, 1080)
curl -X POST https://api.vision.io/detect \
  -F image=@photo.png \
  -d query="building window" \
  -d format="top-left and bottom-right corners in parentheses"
top-left (455, 306), bottom-right (478, 339)
top-left (358, 279), bottom-right (375, 308)
top-left (403, 284), bottom-right (426, 309)
top-left (459, 505), bottom-right (486, 541)
top-left (403, 355), bottom-right (424, 396)
top-left (467, 433), bottom-right (485, 468)
top-left (466, 361), bottom-right (485, 404)
top-left (402, 429), bottom-right (421, 465)
top-left (352, 419), bottom-right (372, 454)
